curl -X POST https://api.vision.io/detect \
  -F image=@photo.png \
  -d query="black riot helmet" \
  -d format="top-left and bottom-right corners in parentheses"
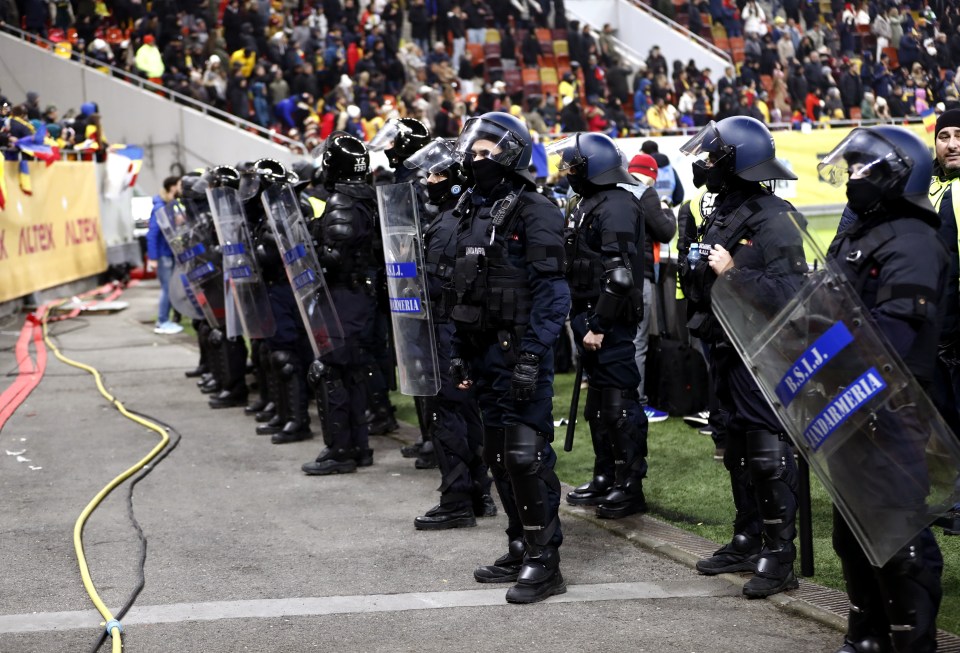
top-left (370, 117), bottom-right (431, 168)
top-left (238, 158), bottom-right (291, 202)
top-left (681, 116), bottom-right (795, 192)
top-left (404, 138), bottom-right (469, 206)
top-left (290, 160), bottom-right (316, 191)
top-left (818, 125), bottom-right (936, 220)
top-left (545, 132), bottom-right (635, 192)
top-left (455, 111), bottom-right (535, 185)
top-left (202, 165), bottom-right (242, 190)
top-left (312, 131), bottom-right (370, 189)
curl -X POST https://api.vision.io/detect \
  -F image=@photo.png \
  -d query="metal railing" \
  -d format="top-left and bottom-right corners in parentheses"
top-left (0, 24), bottom-right (308, 155)
top-left (625, 0), bottom-right (732, 63)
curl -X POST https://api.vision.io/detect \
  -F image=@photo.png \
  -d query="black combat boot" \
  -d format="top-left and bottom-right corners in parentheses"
top-left (208, 389), bottom-right (248, 409)
top-left (414, 501), bottom-right (477, 530)
top-left (302, 447), bottom-right (357, 475)
top-left (595, 481), bottom-right (647, 519)
top-left (742, 544), bottom-right (799, 598)
top-left (565, 475), bottom-right (614, 506)
top-left (695, 533), bottom-right (762, 575)
top-left (504, 543), bottom-right (566, 604)
top-left (474, 539), bottom-right (525, 583)
top-left (354, 447), bottom-right (374, 467)
top-left (271, 371), bottom-right (312, 444)
top-left (414, 440), bottom-right (438, 469)
top-left (473, 491), bottom-right (497, 517)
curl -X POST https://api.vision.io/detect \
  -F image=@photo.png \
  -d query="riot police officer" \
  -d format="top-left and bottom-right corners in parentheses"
top-left (245, 158), bottom-right (314, 445)
top-left (403, 138), bottom-right (496, 529)
top-left (549, 132), bottom-right (649, 519)
top-left (450, 112), bottom-right (571, 603)
top-left (370, 117), bottom-right (434, 458)
top-left (820, 126), bottom-right (949, 653)
top-left (192, 166), bottom-right (251, 411)
top-left (302, 132), bottom-right (380, 475)
top-left (371, 117), bottom-right (432, 185)
top-left (678, 116), bottom-right (805, 598)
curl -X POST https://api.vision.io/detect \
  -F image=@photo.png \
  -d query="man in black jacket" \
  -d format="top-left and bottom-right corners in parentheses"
top-left (820, 125), bottom-right (950, 653)
top-left (679, 116), bottom-right (805, 599)
top-left (553, 134), bottom-right (650, 518)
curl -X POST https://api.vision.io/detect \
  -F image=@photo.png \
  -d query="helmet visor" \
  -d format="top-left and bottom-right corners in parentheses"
top-left (404, 138), bottom-right (459, 174)
top-left (368, 119), bottom-right (401, 152)
top-left (544, 134), bottom-right (586, 172)
top-left (454, 117), bottom-right (524, 168)
top-left (679, 121), bottom-right (726, 160)
top-left (238, 169), bottom-right (261, 202)
top-left (817, 128), bottom-right (913, 187)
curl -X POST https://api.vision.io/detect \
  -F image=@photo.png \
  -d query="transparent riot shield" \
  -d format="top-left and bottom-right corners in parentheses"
top-left (262, 183), bottom-right (343, 357)
top-left (154, 202), bottom-right (223, 327)
top-left (206, 186), bottom-right (276, 339)
top-left (376, 183), bottom-right (440, 396)
top-left (710, 210), bottom-right (960, 567)
top-left (169, 264), bottom-right (205, 321)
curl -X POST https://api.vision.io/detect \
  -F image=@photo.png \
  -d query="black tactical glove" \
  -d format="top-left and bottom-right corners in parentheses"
top-left (450, 357), bottom-right (470, 386)
top-left (511, 352), bottom-right (540, 401)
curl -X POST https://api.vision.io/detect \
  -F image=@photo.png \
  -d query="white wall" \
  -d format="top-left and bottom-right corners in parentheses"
top-left (566, 0), bottom-right (730, 76)
top-left (0, 31), bottom-right (304, 197)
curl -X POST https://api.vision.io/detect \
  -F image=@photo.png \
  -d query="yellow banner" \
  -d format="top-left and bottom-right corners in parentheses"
top-left (0, 161), bottom-right (105, 303)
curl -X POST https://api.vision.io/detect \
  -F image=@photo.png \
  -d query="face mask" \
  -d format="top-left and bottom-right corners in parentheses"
top-left (470, 158), bottom-right (504, 195)
top-left (692, 160), bottom-right (708, 188)
top-left (426, 178), bottom-right (453, 203)
top-left (567, 172), bottom-right (586, 195)
top-left (846, 178), bottom-right (881, 214)
top-left (692, 159), bottom-right (726, 192)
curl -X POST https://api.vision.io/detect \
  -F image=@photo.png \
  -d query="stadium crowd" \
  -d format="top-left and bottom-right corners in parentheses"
top-left (1, 0), bottom-right (959, 149)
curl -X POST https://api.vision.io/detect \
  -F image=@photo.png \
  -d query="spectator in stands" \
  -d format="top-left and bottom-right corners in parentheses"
top-left (521, 28), bottom-right (541, 67)
top-left (646, 45), bottom-right (668, 78)
top-left (448, 4), bottom-right (467, 65)
top-left (465, 0), bottom-right (490, 44)
top-left (7, 104), bottom-right (35, 145)
top-left (598, 24), bottom-right (617, 67)
top-left (560, 95), bottom-right (586, 131)
top-left (887, 82), bottom-right (908, 118)
top-left (578, 23), bottom-right (597, 69)
top-left (135, 34), bottom-right (165, 84)
top-left (688, 0), bottom-right (704, 37)
top-left (710, 0), bottom-right (741, 38)
top-left (899, 28), bottom-right (922, 73)
top-left (409, 0), bottom-right (431, 55)
top-left (858, 90), bottom-right (876, 120)
top-left (23, 0), bottom-right (47, 38)
top-left (838, 60), bottom-right (863, 118)
top-left (24, 91), bottom-right (41, 121)
top-left (203, 55), bottom-right (228, 109)
top-left (742, 0), bottom-right (767, 38)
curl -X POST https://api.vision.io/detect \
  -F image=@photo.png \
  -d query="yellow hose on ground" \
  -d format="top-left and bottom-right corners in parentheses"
top-left (42, 313), bottom-right (172, 653)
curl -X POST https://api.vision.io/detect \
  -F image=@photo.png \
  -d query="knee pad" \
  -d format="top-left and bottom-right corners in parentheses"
top-left (746, 430), bottom-right (792, 482)
top-left (598, 387), bottom-right (625, 430)
top-left (209, 328), bottom-right (224, 347)
top-left (504, 424), bottom-right (544, 479)
top-left (271, 350), bottom-right (297, 377)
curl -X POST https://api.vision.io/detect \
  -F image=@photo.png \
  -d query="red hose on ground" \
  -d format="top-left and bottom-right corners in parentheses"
top-left (0, 282), bottom-right (131, 432)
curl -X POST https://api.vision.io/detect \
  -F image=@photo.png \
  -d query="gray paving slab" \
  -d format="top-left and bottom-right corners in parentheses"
top-left (0, 281), bottom-right (847, 653)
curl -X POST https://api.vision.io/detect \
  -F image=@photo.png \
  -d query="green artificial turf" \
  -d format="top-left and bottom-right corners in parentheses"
top-left (393, 372), bottom-right (960, 635)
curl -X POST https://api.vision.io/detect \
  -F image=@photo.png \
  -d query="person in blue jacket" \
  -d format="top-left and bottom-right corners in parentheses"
top-left (146, 175), bottom-right (183, 335)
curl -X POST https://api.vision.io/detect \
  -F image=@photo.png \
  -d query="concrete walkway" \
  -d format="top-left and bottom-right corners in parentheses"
top-left (0, 280), bottom-right (913, 652)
